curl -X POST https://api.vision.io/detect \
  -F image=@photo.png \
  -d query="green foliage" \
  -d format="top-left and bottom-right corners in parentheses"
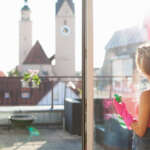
top-left (23, 73), bottom-right (31, 82)
top-left (8, 68), bottom-right (20, 77)
top-left (23, 70), bottom-right (41, 86)
top-left (32, 74), bottom-right (41, 85)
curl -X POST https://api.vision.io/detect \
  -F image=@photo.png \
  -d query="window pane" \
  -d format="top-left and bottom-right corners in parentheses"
top-left (93, 0), bottom-right (150, 149)
top-left (0, 0), bottom-right (82, 150)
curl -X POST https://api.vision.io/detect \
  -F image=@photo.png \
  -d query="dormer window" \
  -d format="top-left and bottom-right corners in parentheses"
top-left (21, 92), bottom-right (30, 99)
top-left (4, 92), bottom-right (10, 99)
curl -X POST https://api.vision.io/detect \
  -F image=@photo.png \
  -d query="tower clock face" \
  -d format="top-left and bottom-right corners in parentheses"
top-left (61, 25), bottom-right (71, 36)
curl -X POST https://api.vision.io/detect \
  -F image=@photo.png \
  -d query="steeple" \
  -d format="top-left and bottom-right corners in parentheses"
top-left (55, 0), bottom-right (75, 76)
top-left (22, 0), bottom-right (30, 11)
top-left (19, 0), bottom-right (32, 64)
top-left (21, 0), bottom-right (31, 21)
top-left (56, 0), bottom-right (75, 15)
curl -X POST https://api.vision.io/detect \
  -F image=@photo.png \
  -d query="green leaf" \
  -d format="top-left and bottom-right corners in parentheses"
top-left (23, 73), bottom-right (31, 81)
top-left (32, 75), bottom-right (41, 85)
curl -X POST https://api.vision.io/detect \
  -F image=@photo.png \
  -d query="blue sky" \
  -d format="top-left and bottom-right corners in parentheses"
top-left (0, 0), bottom-right (150, 74)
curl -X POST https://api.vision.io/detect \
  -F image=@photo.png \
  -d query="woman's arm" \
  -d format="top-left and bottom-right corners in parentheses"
top-left (131, 91), bottom-right (150, 137)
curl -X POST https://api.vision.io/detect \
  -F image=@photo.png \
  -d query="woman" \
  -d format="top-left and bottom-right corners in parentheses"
top-left (114, 43), bottom-right (150, 150)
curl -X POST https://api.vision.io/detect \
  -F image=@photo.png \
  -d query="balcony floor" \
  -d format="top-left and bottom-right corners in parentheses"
top-left (0, 127), bottom-right (103, 150)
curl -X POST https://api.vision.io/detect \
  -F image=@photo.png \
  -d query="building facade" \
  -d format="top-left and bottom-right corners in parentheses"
top-left (19, 0), bottom-right (32, 64)
top-left (55, 0), bottom-right (75, 76)
top-left (100, 25), bottom-right (150, 95)
top-left (18, 0), bottom-right (76, 77)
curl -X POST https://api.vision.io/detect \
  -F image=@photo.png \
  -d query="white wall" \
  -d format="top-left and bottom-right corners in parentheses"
top-left (17, 64), bottom-right (55, 76)
top-left (55, 1), bottom-right (75, 76)
top-left (19, 10), bottom-right (32, 64)
top-left (38, 82), bottom-right (79, 105)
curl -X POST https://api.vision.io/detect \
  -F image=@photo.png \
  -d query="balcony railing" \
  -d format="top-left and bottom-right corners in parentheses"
top-left (0, 76), bottom-right (82, 108)
top-left (0, 75), bottom-right (146, 106)
top-left (94, 75), bottom-right (146, 100)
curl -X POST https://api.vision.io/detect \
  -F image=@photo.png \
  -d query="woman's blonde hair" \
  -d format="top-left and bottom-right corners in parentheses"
top-left (136, 43), bottom-right (150, 75)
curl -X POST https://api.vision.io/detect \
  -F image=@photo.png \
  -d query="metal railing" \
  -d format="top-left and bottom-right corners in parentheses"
top-left (94, 75), bottom-right (148, 100)
top-left (0, 75), bottom-right (147, 106)
top-left (0, 76), bottom-right (82, 108)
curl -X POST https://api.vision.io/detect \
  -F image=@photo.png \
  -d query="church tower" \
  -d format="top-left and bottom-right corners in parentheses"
top-left (19, 0), bottom-right (32, 64)
top-left (55, 0), bottom-right (75, 76)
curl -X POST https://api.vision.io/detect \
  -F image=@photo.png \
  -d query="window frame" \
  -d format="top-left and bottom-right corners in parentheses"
top-left (82, 0), bottom-right (94, 150)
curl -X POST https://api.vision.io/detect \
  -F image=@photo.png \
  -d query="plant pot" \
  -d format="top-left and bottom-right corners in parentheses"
top-left (10, 114), bottom-right (34, 128)
top-left (32, 81), bottom-right (39, 88)
top-left (21, 87), bottom-right (30, 92)
top-left (21, 80), bottom-right (30, 88)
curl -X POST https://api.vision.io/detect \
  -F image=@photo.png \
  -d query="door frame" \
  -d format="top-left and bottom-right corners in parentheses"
top-left (82, 0), bottom-right (94, 150)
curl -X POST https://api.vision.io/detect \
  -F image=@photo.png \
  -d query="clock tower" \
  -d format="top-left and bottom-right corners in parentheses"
top-left (19, 0), bottom-right (32, 64)
top-left (55, 0), bottom-right (75, 76)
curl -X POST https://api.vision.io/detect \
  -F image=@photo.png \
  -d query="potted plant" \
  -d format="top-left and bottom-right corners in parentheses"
top-left (8, 68), bottom-right (20, 77)
top-left (21, 72), bottom-right (31, 88)
top-left (32, 74), bottom-right (41, 88)
top-left (21, 70), bottom-right (41, 88)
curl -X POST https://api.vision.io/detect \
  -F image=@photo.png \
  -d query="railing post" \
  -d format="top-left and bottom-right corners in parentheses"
top-left (51, 86), bottom-right (54, 110)
top-left (82, 0), bottom-right (86, 149)
top-left (64, 81), bottom-right (67, 104)
top-left (109, 76), bottom-right (113, 99)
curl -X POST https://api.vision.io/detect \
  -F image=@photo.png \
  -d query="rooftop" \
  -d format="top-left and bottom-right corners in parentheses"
top-left (0, 127), bottom-right (82, 150)
top-left (21, 5), bottom-right (30, 11)
top-left (0, 126), bottom-right (102, 150)
top-left (23, 41), bottom-right (51, 65)
top-left (56, 0), bottom-right (75, 14)
top-left (105, 26), bottom-right (148, 50)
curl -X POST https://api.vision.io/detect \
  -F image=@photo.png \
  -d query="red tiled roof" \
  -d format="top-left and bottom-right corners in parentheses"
top-left (0, 77), bottom-right (56, 106)
top-left (0, 71), bottom-right (5, 77)
top-left (23, 41), bottom-right (51, 64)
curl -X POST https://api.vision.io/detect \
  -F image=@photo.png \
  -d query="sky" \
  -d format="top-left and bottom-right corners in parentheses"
top-left (0, 0), bottom-right (150, 74)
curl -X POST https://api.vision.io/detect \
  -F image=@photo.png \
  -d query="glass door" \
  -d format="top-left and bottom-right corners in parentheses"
top-left (93, 0), bottom-right (150, 150)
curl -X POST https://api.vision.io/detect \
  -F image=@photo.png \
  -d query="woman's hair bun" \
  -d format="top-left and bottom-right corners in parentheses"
top-left (137, 43), bottom-right (150, 58)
